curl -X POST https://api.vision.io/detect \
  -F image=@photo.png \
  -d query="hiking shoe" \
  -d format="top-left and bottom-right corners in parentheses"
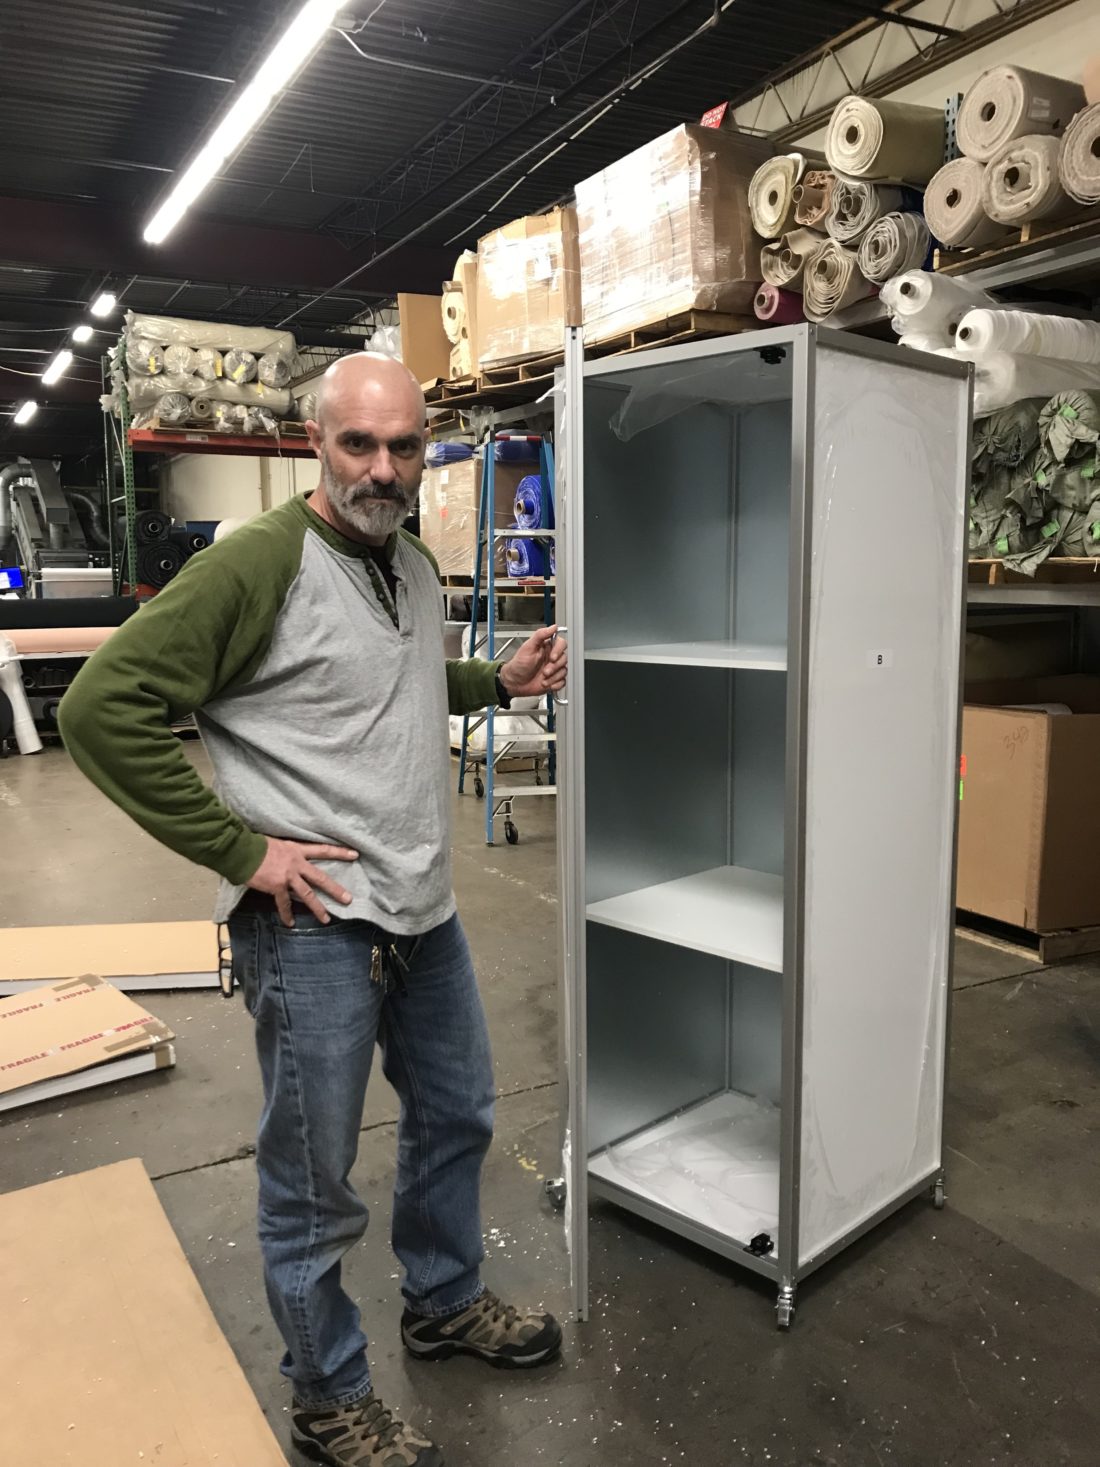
top-left (291, 1391), bottom-right (443, 1467)
top-left (401, 1289), bottom-right (562, 1369)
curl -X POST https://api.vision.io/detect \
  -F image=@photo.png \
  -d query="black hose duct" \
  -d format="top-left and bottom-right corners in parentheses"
top-left (68, 490), bottom-right (111, 550)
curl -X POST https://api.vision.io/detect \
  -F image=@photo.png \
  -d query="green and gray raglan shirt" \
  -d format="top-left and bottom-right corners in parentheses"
top-left (58, 493), bottom-right (502, 934)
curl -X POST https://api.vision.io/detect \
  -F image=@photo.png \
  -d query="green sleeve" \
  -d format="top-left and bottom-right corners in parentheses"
top-left (58, 514), bottom-right (302, 883)
top-left (399, 527), bottom-right (503, 715)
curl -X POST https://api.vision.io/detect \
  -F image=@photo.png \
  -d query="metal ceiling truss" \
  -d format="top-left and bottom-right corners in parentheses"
top-left (729, 0), bottom-right (1080, 141)
top-left (321, 0), bottom-right (702, 249)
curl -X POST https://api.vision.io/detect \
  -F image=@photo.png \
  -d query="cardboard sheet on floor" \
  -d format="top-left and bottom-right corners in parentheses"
top-left (0, 919), bottom-right (218, 996)
top-left (0, 1158), bottom-right (288, 1467)
top-left (0, 973), bottom-right (175, 1112)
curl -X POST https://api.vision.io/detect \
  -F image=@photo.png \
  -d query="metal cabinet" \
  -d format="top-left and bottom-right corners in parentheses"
top-left (555, 324), bottom-right (972, 1327)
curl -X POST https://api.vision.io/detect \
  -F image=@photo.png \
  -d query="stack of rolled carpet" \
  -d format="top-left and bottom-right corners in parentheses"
top-left (751, 93), bottom-right (941, 325)
top-left (103, 312), bottom-right (304, 436)
top-left (924, 65), bottom-right (1093, 250)
top-left (970, 391), bottom-right (1100, 576)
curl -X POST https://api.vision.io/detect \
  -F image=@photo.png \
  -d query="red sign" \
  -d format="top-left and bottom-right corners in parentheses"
top-left (700, 102), bottom-right (729, 129)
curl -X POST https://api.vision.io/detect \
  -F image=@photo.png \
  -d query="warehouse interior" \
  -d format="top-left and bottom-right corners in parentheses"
top-left (2, 2), bottom-right (1099, 1465)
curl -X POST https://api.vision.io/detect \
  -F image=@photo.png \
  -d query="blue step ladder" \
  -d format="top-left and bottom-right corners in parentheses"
top-left (457, 432), bottom-right (557, 846)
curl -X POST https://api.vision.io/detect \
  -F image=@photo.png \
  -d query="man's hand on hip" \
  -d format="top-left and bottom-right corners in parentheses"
top-left (500, 624), bottom-right (569, 699)
top-left (248, 838), bottom-right (358, 927)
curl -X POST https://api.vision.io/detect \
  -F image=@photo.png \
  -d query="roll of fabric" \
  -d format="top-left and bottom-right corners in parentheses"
top-left (957, 66), bottom-right (1086, 162)
top-left (190, 396), bottom-right (215, 423)
top-left (156, 391), bottom-right (191, 426)
top-left (880, 269), bottom-right (989, 339)
top-left (129, 340), bottom-right (165, 377)
top-left (760, 228), bottom-right (824, 289)
top-left (753, 283), bottom-right (805, 324)
top-left (749, 154), bottom-right (805, 239)
top-left (826, 179), bottom-right (909, 243)
top-left (135, 510), bottom-right (170, 543)
top-left (856, 212), bottom-right (930, 282)
top-left (136, 541), bottom-right (187, 590)
top-left (296, 391), bottom-right (318, 423)
top-left (792, 170), bottom-right (835, 228)
top-left (223, 348), bottom-right (258, 384)
top-left (1038, 390), bottom-right (1100, 462)
top-left (425, 441), bottom-right (474, 467)
top-left (982, 134), bottom-right (1075, 224)
top-left (513, 474), bottom-right (551, 530)
top-left (193, 347), bottom-right (224, 381)
top-left (213, 402), bottom-right (248, 432)
top-left (825, 94), bottom-right (945, 184)
top-left (939, 348), bottom-right (1100, 417)
top-left (441, 282), bottom-right (466, 343)
top-left (505, 538), bottom-right (548, 579)
top-left (924, 157), bottom-right (1006, 247)
top-left (802, 240), bottom-right (874, 322)
top-left (956, 308), bottom-right (1100, 363)
top-left (494, 438), bottom-right (539, 462)
top-left (1086, 55), bottom-right (1100, 106)
top-left (1059, 103), bottom-right (1100, 204)
top-left (163, 345), bottom-right (198, 377)
top-left (898, 330), bottom-right (954, 354)
top-left (258, 352), bottom-right (292, 389)
top-left (187, 531), bottom-right (210, 554)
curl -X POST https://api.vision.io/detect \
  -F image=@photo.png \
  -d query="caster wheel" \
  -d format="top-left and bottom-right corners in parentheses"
top-left (505, 820), bottom-right (519, 845)
top-left (932, 1178), bottom-right (946, 1211)
top-left (545, 1177), bottom-right (567, 1211)
top-left (777, 1301), bottom-right (794, 1330)
top-left (474, 776), bottom-right (485, 799)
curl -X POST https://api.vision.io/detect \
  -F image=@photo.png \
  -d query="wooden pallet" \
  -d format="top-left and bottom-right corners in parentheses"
top-left (968, 556), bottom-right (1100, 586)
top-left (934, 206), bottom-right (1100, 276)
top-left (957, 910), bottom-right (1100, 966)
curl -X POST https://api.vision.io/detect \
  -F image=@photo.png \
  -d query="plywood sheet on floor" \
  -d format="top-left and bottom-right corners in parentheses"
top-left (0, 920), bottom-right (217, 994)
top-left (0, 1158), bottom-right (287, 1467)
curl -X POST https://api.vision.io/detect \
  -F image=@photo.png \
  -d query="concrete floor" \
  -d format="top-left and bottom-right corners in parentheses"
top-left (2, 743), bottom-right (1099, 1466)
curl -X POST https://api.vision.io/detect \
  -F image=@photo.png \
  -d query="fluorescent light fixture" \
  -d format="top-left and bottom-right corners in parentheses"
top-left (13, 400), bottom-right (38, 425)
top-left (41, 350), bottom-right (73, 385)
top-left (72, 324), bottom-right (94, 343)
top-left (143, 0), bottom-right (343, 244)
top-left (90, 292), bottom-right (117, 317)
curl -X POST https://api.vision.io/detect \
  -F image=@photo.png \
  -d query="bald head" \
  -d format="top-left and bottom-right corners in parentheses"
top-left (305, 351), bottom-right (428, 545)
top-left (314, 351), bottom-right (425, 430)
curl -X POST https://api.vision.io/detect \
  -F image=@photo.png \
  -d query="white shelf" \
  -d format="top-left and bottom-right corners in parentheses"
top-left (586, 864), bottom-right (783, 971)
top-left (589, 1091), bottom-right (780, 1244)
top-left (586, 640), bottom-right (787, 671)
top-left (493, 785), bottom-right (557, 797)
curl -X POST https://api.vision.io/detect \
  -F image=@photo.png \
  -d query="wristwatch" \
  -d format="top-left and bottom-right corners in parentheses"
top-left (495, 670), bottom-right (513, 709)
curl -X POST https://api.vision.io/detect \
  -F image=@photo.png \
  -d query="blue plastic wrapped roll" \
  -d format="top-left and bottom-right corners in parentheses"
top-left (494, 438), bottom-right (539, 463)
top-left (549, 543), bottom-right (556, 579)
top-left (505, 537), bottom-right (548, 579)
top-left (426, 441), bottom-right (475, 467)
top-left (513, 473), bottom-right (553, 530)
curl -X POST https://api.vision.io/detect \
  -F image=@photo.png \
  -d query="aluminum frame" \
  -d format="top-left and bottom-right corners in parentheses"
top-left (558, 324), bottom-right (970, 1325)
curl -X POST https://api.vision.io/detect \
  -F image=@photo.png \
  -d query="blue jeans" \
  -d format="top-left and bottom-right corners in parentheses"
top-left (228, 907), bottom-right (496, 1408)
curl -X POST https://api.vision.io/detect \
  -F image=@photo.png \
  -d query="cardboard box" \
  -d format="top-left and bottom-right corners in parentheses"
top-left (397, 291), bottom-right (452, 386)
top-left (419, 457), bottom-right (530, 578)
top-left (0, 918), bottom-right (218, 996)
top-left (958, 675), bottom-right (1100, 932)
top-left (575, 123), bottom-right (772, 345)
top-left (477, 206), bottom-right (581, 368)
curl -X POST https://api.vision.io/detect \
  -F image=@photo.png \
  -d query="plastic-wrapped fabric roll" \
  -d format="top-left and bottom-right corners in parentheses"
top-left (825, 180), bottom-right (909, 243)
top-left (156, 391), bottom-right (191, 426)
top-left (748, 154), bottom-right (804, 239)
top-left (982, 134), bottom-right (1075, 224)
top-left (824, 94), bottom-right (945, 184)
top-left (505, 538), bottom-right (548, 579)
top-left (856, 212), bottom-right (930, 283)
top-left (425, 441), bottom-right (475, 467)
top-left (1038, 390), bottom-right (1100, 462)
top-left (792, 170), bottom-right (835, 228)
top-left (760, 227), bottom-right (823, 289)
top-left (296, 391), bottom-right (318, 423)
top-left (136, 540), bottom-right (187, 590)
top-left (223, 348), bottom-right (258, 384)
top-left (213, 402), bottom-right (247, 432)
top-left (753, 284), bottom-right (805, 324)
top-left (494, 438), bottom-right (539, 463)
top-left (125, 311), bottom-right (296, 358)
top-left (241, 407), bottom-right (279, 436)
top-left (1059, 104), bottom-right (1100, 204)
top-left (129, 339), bottom-right (165, 377)
top-left (880, 270), bottom-right (992, 339)
top-left (957, 66), bottom-right (1085, 162)
top-left (923, 158), bottom-right (1006, 248)
top-left (938, 348), bottom-right (1100, 417)
top-left (258, 352), bottom-right (292, 389)
top-left (193, 347), bottom-right (224, 381)
top-left (956, 308), bottom-right (1100, 364)
top-left (898, 330), bottom-right (954, 353)
top-left (802, 240), bottom-right (874, 322)
top-left (513, 474), bottom-right (551, 530)
top-left (162, 344), bottom-right (198, 377)
top-left (441, 282), bottom-right (466, 343)
top-left (125, 374), bottom-right (292, 415)
top-left (190, 396), bottom-right (215, 423)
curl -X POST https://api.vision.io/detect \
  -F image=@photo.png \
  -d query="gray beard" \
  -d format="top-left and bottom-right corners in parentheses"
top-left (321, 459), bottom-right (415, 539)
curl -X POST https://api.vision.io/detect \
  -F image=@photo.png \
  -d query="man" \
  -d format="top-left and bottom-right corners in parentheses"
top-left (60, 353), bottom-right (567, 1467)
